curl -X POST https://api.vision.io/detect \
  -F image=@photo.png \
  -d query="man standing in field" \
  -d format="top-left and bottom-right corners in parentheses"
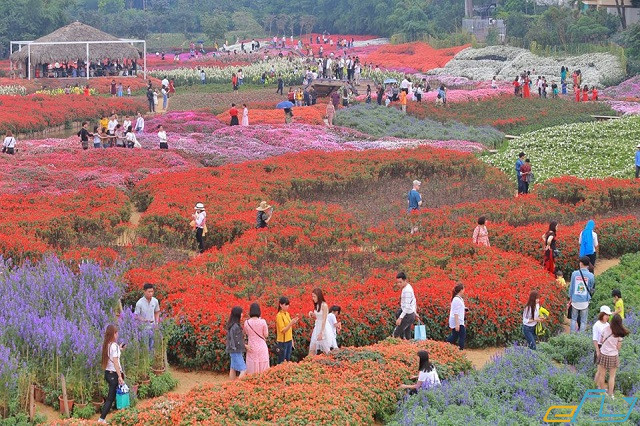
top-left (135, 283), bottom-right (160, 353)
top-left (407, 179), bottom-right (422, 234)
top-left (393, 272), bottom-right (417, 340)
top-left (515, 152), bottom-right (525, 195)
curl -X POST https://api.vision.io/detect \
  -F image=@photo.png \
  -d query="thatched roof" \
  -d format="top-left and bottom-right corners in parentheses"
top-left (11, 22), bottom-right (140, 64)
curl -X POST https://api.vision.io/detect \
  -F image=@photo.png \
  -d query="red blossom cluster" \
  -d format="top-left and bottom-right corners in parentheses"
top-left (0, 94), bottom-right (146, 134)
top-left (112, 339), bottom-right (471, 425)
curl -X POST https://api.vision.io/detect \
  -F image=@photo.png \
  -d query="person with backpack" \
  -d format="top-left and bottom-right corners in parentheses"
top-left (568, 256), bottom-right (595, 333)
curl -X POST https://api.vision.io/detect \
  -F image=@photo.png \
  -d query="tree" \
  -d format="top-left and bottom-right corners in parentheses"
top-left (274, 14), bottom-right (288, 36)
top-left (263, 14), bottom-right (275, 36)
top-left (98, 0), bottom-right (125, 13)
top-left (201, 13), bottom-right (229, 42)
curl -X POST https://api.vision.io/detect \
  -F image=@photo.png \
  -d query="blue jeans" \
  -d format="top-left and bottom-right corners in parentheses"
top-left (276, 341), bottom-right (292, 364)
top-left (522, 324), bottom-right (537, 350)
top-left (571, 306), bottom-right (589, 333)
top-left (163, 95), bottom-right (167, 109)
top-left (447, 325), bottom-right (466, 350)
top-left (144, 328), bottom-right (155, 354)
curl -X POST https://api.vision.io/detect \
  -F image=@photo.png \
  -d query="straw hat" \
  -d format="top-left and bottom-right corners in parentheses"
top-left (194, 202), bottom-right (205, 210)
top-left (256, 201), bottom-right (272, 211)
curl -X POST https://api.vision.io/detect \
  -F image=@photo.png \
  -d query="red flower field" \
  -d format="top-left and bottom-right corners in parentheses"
top-left (360, 42), bottom-right (468, 72)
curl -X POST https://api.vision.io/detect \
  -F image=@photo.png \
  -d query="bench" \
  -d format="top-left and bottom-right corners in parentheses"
top-left (591, 115), bottom-right (621, 121)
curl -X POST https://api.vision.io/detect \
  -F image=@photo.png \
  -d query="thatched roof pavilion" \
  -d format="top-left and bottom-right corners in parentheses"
top-left (11, 22), bottom-right (140, 63)
top-left (10, 22), bottom-right (146, 80)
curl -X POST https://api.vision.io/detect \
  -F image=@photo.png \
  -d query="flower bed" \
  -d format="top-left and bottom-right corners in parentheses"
top-left (214, 103), bottom-right (327, 125)
top-left (0, 188), bottom-right (130, 263)
top-left (359, 42), bottom-right (467, 73)
top-left (588, 252), bottom-right (640, 319)
top-left (537, 176), bottom-right (640, 212)
top-left (334, 104), bottom-right (504, 146)
top-left (607, 100), bottom-right (640, 116)
top-left (485, 116), bottom-right (640, 181)
top-left (0, 138), bottom-right (198, 195)
top-left (602, 75), bottom-right (640, 101)
top-left (0, 94), bottom-right (146, 134)
top-left (429, 46), bottom-right (625, 87)
top-left (407, 95), bottom-right (616, 135)
top-left (112, 339), bottom-right (471, 425)
top-left (150, 58), bottom-right (305, 87)
top-left (391, 340), bottom-right (640, 425)
top-left (0, 256), bottom-right (165, 419)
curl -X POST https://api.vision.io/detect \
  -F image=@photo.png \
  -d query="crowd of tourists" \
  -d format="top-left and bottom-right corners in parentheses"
top-left (510, 67), bottom-right (599, 101)
top-left (93, 168), bottom-right (631, 423)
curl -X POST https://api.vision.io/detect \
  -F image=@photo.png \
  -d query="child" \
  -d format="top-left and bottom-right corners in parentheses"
top-left (100, 127), bottom-right (110, 148)
top-left (114, 124), bottom-right (125, 148)
top-left (225, 306), bottom-right (247, 380)
top-left (92, 126), bottom-right (102, 149)
top-left (399, 350), bottom-right (441, 394)
top-left (555, 269), bottom-right (566, 288)
top-left (126, 86), bottom-right (132, 96)
top-left (100, 115), bottom-right (109, 132)
top-left (612, 289), bottom-right (624, 319)
top-left (153, 90), bottom-right (159, 111)
top-left (327, 306), bottom-right (341, 350)
top-left (275, 296), bottom-right (299, 364)
top-left (435, 94), bottom-right (444, 106)
top-left (592, 86), bottom-right (598, 101)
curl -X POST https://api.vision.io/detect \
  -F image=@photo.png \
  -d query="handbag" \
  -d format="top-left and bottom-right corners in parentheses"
top-left (414, 319), bottom-right (427, 341)
top-left (247, 320), bottom-right (281, 355)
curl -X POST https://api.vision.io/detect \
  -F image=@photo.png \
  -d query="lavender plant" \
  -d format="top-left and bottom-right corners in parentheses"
top-left (0, 256), bottom-right (151, 417)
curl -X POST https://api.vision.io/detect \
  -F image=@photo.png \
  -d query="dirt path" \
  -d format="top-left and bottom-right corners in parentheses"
top-left (35, 365), bottom-right (228, 423)
top-left (465, 347), bottom-right (506, 369)
top-left (594, 258), bottom-right (620, 276)
top-left (168, 366), bottom-right (228, 395)
top-left (116, 210), bottom-right (141, 246)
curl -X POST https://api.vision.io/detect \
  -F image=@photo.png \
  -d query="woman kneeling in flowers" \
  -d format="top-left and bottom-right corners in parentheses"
top-left (399, 350), bottom-right (441, 394)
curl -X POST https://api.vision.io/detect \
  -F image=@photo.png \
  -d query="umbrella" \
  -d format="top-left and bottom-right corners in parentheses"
top-left (197, 40), bottom-right (205, 44)
top-left (276, 101), bottom-right (294, 109)
top-left (383, 78), bottom-right (397, 84)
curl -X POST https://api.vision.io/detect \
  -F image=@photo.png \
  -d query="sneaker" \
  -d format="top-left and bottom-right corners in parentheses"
top-left (98, 419), bottom-right (108, 424)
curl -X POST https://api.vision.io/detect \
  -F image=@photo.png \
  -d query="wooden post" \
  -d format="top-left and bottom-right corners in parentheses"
top-left (60, 374), bottom-right (70, 417)
top-left (29, 385), bottom-right (35, 421)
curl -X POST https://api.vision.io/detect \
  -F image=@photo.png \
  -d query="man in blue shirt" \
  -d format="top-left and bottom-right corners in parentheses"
top-left (407, 180), bottom-right (422, 212)
top-left (568, 256), bottom-right (595, 333)
top-left (635, 145), bottom-right (640, 178)
top-left (515, 152), bottom-right (525, 194)
top-left (407, 179), bottom-right (422, 234)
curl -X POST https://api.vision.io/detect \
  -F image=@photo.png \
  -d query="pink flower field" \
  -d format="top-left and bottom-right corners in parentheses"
top-left (4, 112), bottom-right (486, 195)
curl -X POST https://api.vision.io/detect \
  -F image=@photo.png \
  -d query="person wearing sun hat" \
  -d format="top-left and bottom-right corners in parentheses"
top-left (635, 144), bottom-right (640, 178)
top-left (593, 305), bottom-right (612, 368)
top-left (256, 201), bottom-right (273, 229)
top-left (191, 202), bottom-right (207, 253)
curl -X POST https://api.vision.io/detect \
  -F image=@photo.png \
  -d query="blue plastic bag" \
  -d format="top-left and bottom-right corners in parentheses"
top-left (414, 321), bottom-right (427, 341)
top-left (116, 384), bottom-right (130, 409)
